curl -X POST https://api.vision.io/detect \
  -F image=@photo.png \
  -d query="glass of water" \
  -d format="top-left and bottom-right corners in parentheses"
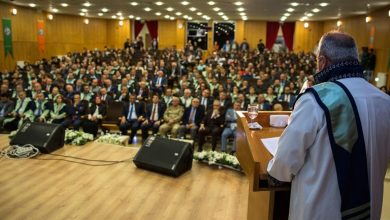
top-left (247, 104), bottom-right (259, 127)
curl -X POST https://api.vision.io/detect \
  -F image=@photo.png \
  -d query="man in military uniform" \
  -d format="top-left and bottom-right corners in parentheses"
top-left (158, 96), bottom-right (184, 137)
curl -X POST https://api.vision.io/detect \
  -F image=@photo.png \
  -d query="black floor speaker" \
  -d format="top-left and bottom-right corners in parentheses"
top-left (133, 136), bottom-right (193, 177)
top-left (10, 122), bottom-right (65, 153)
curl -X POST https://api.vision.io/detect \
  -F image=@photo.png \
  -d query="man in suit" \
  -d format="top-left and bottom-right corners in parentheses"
top-left (223, 78), bottom-right (235, 94)
top-left (197, 100), bottom-right (225, 152)
top-left (135, 81), bottom-right (150, 103)
top-left (236, 93), bottom-right (249, 110)
top-left (277, 86), bottom-right (297, 110)
top-left (177, 98), bottom-right (205, 140)
top-left (33, 92), bottom-right (50, 123)
top-left (0, 93), bottom-right (14, 130)
top-left (158, 96), bottom-right (184, 138)
top-left (152, 70), bottom-right (167, 96)
top-left (256, 94), bottom-right (272, 111)
top-left (240, 38), bottom-right (250, 51)
top-left (199, 89), bottom-right (213, 111)
top-left (140, 94), bottom-right (166, 141)
top-left (99, 87), bottom-right (113, 104)
top-left (166, 62), bottom-right (180, 88)
top-left (83, 96), bottom-right (107, 137)
top-left (119, 94), bottom-right (145, 144)
top-left (218, 91), bottom-right (232, 109)
top-left (71, 94), bottom-right (89, 130)
top-left (221, 101), bottom-right (241, 154)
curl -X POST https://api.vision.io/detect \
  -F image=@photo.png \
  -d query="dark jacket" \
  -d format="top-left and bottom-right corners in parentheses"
top-left (122, 102), bottom-right (145, 120)
top-left (182, 105), bottom-right (205, 126)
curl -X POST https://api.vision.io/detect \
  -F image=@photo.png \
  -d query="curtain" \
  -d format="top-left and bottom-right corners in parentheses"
top-left (145, 20), bottom-right (158, 40)
top-left (281, 22), bottom-right (295, 51)
top-left (134, 20), bottom-right (144, 38)
top-left (266, 22), bottom-right (280, 50)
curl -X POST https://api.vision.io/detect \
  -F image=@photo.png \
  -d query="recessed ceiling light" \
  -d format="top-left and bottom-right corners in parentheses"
top-left (10, 8), bottom-right (17, 15)
top-left (52, 8), bottom-right (59, 13)
top-left (290, 2), bottom-right (299, 7)
top-left (239, 12), bottom-right (246, 16)
top-left (183, 15), bottom-right (189, 19)
top-left (166, 7), bottom-right (174, 11)
top-left (29, 3), bottom-right (36, 7)
top-left (47, 14), bottom-right (53, 20)
top-left (84, 19), bottom-right (89, 24)
top-left (135, 17), bottom-right (141, 20)
top-left (307, 13), bottom-right (313, 17)
top-left (119, 16), bottom-right (124, 20)
top-left (130, 2), bottom-right (138, 6)
top-left (286, 8), bottom-right (295, 12)
top-left (280, 16), bottom-right (287, 21)
top-left (117, 12), bottom-right (122, 16)
top-left (60, 3), bottom-right (69, 7)
top-left (234, 1), bottom-right (243, 6)
top-left (336, 20), bottom-right (342, 27)
top-left (365, 16), bottom-right (372, 23)
top-left (155, 1), bottom-right (164, 6)
top-left (119, 20), bottom-right (124, 26)
top-left (80, 12), bottom-right (85, 16)
top-left (188, 17), bottom-right (193, 20)
top-left (155, 12), bottom-right (162, 16)
top-left (81, 8), bottom-right (88, 12)
top-left (300, 16), bottom-right (308, 20)
top-left (213, 7), bottom-right (220, 11)
top-left (129, 15), bottom-right (134, 18)
top-left (197, 12), bottom-right (202, 15)
top-left (112, 15), bottom-right (117, 19)
top-left (101, 8), bottom-right (109, 12)
top-left (304, 22), bottom-right (309, 28)
top-left (144, 7), bottom-right (152, 11)
top-left (98, 13), bottom-right (103, 16)
top-left (284, 13), bottom-right (290, 16)
top-left (208, 1), bottom-right (215, 5)
top-left (175, 12), bottom-right (182, 16)
top-left (83, 2), bottom-right (91, 7)
top-left (164, 15), bottom-right (170, 19)
top-left (319, 2), bottom-right (329, 7)
top-left (189, 7), bottom-right (197, 11)
top-left (170, 17), bottom-right (175, 20)
top-left (242, 16), bottom-right (247, 20)
top-left (312, 8), bottom-right (320, 13)
top-left (218, 12), bottom-right (224, 15)
top-left (237, 7), bottom-right (245, 12)
top-left (181, 1), bottom-right (189, 5)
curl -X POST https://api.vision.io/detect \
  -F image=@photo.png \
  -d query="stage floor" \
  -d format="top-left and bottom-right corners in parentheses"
top-left (0, 135), bottom-right (248, 220)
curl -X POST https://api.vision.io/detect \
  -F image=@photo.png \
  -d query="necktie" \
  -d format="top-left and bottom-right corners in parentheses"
top-left (189, 108), bottom-right (196, 124)
top-left (127, 104), bottom-right (134, 121)
top-left (37, 101), bottom-right (42, 116)
top-left (151, 104), bottom-right (157, 121)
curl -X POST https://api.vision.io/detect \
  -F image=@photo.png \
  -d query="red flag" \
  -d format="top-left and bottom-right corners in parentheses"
top-left (37, 20), bottom-right (45, 54)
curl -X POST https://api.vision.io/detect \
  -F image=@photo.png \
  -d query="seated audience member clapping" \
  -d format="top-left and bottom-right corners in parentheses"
top-left (71, 94), bottom-right (89, 130)
top-left (3, 91), bottom-right (34, 131)
top-left (48, 94), bottom-right (69, 128)
top-left (119, 94), bottom-right (145, 144)
top-left (158, 96), bottom-right (184, 138)
top-left (177, 98), bottom-right (205, 140)
top-left (83, 96), bottom-right (106, 137)
top-left (220, 101), bottom-right (241, 154)
top-left (140, 94), bottom-right (166, 142)
top-left (197, 100), bottom-right (225, 152)
top-left (33, 92), bottom-right (50, 123)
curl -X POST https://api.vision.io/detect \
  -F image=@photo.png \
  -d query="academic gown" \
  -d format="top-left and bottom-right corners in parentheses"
top-left (267, 78), bottom-right (390, 220)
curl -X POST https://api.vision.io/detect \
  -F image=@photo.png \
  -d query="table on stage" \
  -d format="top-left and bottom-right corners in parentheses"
top-left (236, 111), bottom-right (291, 220)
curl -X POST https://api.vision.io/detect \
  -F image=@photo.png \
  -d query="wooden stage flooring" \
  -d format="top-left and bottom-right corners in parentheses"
top-left (0, 135), bottom-right (248, 220)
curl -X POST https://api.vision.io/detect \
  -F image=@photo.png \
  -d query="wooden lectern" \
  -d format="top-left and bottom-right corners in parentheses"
top-left (236, 111), bottom-right (291, 220)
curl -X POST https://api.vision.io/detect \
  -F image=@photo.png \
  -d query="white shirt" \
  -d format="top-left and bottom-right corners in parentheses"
top-left (267, 78), bottom-right (390, 220)
top-left (127, 103), bottom-right (137, 120)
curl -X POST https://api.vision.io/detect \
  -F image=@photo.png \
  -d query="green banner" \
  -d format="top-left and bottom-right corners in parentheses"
top-left (2, 18), bottom-right (13, 57)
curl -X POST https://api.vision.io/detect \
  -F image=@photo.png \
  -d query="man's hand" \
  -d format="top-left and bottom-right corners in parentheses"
top-left (199, 124), bottom-right (205, 131)
top-left (120, 117), bottom-right (126, 125)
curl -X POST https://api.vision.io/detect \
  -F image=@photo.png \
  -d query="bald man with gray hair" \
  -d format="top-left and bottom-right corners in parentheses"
top-left (267, 31), bottom-right (390, 220)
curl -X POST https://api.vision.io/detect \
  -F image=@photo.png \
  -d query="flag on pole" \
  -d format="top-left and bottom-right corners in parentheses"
top-left (37, 20), bottom-right (45, 54)
top-left (2, 18), bottom-right (13, 57)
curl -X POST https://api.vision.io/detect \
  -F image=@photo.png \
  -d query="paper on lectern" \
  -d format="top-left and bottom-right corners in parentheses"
top-left (261, 137), bottom-right (280, 156)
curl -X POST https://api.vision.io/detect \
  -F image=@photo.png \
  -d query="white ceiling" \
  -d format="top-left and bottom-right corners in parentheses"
top-left (2, 0), bottom-right (390, 21)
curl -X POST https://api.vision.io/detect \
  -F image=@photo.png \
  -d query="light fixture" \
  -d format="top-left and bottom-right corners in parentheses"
top-left (119, 20), bottom-right (124, 26)
top-left (181, 1), bottom-right (189, 5)
top-left (112, 15), bottom-right (117, 19)
top-left (183, 15), bottom-right (189, 19)
top-left (189, 7), bottom-right (197, 11)
top-left (166, 7), bottom-right (174, 11)
top-left (337, 20), bottom-right (342, 27)
top-left (84, 19), bottom-right (89, 24)
top-left (218, 12), bottom-right (224, 16)
top-left (280, 16), bottom-right (287, 21)
top-left (307, 13), bottom-right (313, 17)
top-left (98, 13), bottom-right (103, 16)
top-left (135, 17), bottom-right (141, 20)
top-left (101, 8), bottom-right (109, 12)
top-left (188, 17), bottom-right (193, 20)
top-left (10, 8), bottom-right (17, 15)
top-left (29, 3), bottom-right (36, 7)
top-left (81, 8), bottom-right (88, 12)
top-left (164, 15), bottom-right (170, 19)
top-left (61, 3), bottom-right (69, 7)
top-left (304, 22), bottom-right (309, 28)
top-left (155, 12), bottom-right (162, 16)
top-left (234, 1), bottom-right (243, 6)
top-left (129, 15), bottom-right (134, 18)
top-left (144, 7), bottom-right (151, 11)
top-left (237, 7), bottom-right (245, 12)
top-left (51, 8), bottom-right (59, 13)
top-left (80, 12), bottom-right (86, 16)
top-left (208, 1), bottom-right (215, 5)
top-left (117, 12), bottom-right (122, 16)
top-left (312, 8), bottom-right (320, 13)
top-left (365, 16), bottom-right (372, 23)
top-left (197, 12), bottom-right (203, 16)
top-left (170, 17), bottom-right (175, 20)
top-left (290, 2), bottom-right (299, 7)
top-left (242, 16), bottom-right (247, 20)
top-left (299, 16), bottom-right (307, 21)
top-left (388, 9), bottom-right (390, 17)
top-left (83, 2), bottom-right (92, 7)
top-left (239, 12), bottom-right (246, 16)
top-left (47, 14), bottom-right (54, 20)
top-left (130, 2), bottom-right (138, 6)
top-left (175, 12), bottom-right (182, 16)
top-left (319, 2), bottom-right (329, 7)
top-left (119, 16), bottom-right (124, 20)
top-left (213, 7), bottom-right (220, 11)
top-left (286, 8), bottom-right (295, 12)
top-left (155, 1), bottom-right (164, 6)
top-left (284, 13), bottom-right (290, 16)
